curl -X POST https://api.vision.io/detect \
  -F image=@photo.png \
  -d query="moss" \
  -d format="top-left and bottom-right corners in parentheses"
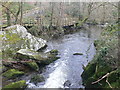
top-left (4, 33), bottom-right (21, 44)
top-left (50, 49), bottom-right (59, 55)
top-left (41, 55), bottom-right (60, 65)
top-left (30, 75), bottom-right (44, 85)
top-left (2, 80), bottom-right (27, 89)
top-left (2, 69), bottom-right (24, 79)
top-left (81, 63), bottom-right (96, 84)
top-left (73, 53), bottom-right (83, 55)
top-left (26, 61), bottom-right (39, 71)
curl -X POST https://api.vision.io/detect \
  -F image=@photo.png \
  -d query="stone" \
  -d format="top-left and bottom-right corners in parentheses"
top-left (16, 49), bottom-right (60, 65)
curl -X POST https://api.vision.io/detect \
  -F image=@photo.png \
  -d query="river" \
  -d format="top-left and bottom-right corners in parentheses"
top-left (27, 25), bottom-right (102, 88)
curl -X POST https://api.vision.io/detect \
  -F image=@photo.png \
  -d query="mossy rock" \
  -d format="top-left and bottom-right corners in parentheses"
top-left (2, 80), bottom-right (27, 89)
top-left (73, 53), bottom-right (83, 55)
top-left (41, 55), bottom-right (60, 65)
top-left (81, 62), bottom-right (96, 85)
top-left (2, 69), bottom-right (24, 79)
top-left (26, 61), bottom-right (39, 71)
top-left (16, 49), bottom-right (46, 61)
top-left (16, 49), bottom-right (60, 65)
top-left (50, 49), bottom-right (59, 55)
top-left (30, 75), bottom-right (44, 85)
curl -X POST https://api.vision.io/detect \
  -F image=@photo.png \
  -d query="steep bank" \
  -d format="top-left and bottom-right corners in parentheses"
top-left (81, 23), bottom-right (120, 88)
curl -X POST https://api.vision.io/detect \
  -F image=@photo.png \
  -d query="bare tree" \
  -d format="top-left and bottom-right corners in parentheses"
top-left (15, 3), bottom-right (21, 24)
top-left (20, 2), bottom-right (23, 25)
top-left (49, 2), bottom-right (54, 29)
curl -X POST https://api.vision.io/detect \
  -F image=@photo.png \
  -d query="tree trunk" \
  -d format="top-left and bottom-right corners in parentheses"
top-left (49, 2), bottom-right (54, 29)
top-left (20, 2), bottom-right (23, 25)
top-left (15, 3), bottom-right (21, 24)
top-left (6, 9), bottom-right (11, 26)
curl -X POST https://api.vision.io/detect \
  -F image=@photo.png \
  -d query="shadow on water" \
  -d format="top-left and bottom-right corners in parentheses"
top-left (27, 25), bottom-right (103, 88)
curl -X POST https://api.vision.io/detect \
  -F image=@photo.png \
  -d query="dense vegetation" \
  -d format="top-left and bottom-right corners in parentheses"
top-left (82, 23), bottom-right (120, 88)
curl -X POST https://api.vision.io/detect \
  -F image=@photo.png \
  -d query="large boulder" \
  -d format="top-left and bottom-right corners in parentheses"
top-left (1, 25), bottom-right (46, 51)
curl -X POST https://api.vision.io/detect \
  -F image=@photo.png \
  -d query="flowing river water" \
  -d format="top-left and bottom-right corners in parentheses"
top-left (27, 25), bottom-right (103, 88)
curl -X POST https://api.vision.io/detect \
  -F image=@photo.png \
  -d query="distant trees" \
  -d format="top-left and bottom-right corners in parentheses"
top-left (2, 2), bottom-right (23, 26)
top-left (2, 2), bottom-right (118, 28)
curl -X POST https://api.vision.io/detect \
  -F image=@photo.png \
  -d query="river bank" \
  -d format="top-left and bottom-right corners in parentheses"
top-left (81, 23), bottom-right (120, 88)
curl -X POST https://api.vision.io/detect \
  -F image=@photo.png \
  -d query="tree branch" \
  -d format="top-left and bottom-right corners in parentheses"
top-left (2, 4), bottom-right (16, 18)
top-left (92, 73), bottom-right (110, 84)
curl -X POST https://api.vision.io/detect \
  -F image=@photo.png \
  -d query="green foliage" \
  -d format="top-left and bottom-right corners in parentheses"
top-left (107, 69), bottom-right (120, 88)
top-left (82, 23), bottom-right (119, 88)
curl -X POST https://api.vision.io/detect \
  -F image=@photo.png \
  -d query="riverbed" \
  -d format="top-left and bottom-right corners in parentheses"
top-left (27, 25), bottom-right (102, 88)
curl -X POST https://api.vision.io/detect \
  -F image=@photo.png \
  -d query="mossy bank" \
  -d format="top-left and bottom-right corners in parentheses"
top-left (81, 23), bottom-right (120, 89)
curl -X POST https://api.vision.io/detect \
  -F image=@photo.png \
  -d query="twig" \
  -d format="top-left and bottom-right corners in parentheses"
top-left (92, 73), bottom-right (110, 84)
top-left (106, 78), bottom-right (113, 88)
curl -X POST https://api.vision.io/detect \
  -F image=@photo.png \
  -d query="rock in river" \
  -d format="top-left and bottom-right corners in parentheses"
top-left (16, 49), bottom-right (60, 65)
